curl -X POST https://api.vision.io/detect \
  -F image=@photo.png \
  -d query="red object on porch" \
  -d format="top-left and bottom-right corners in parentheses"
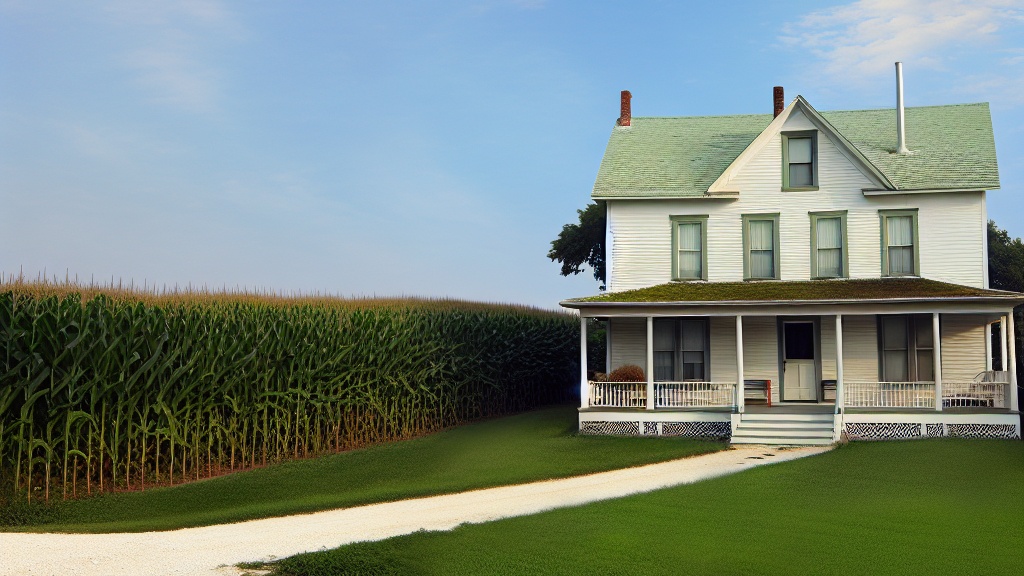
top-left (766, 380), bottom-right (772, 407)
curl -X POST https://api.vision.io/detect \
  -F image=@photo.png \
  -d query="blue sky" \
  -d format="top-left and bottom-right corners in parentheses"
top-left (2, 0), bottom-right (1023, 309)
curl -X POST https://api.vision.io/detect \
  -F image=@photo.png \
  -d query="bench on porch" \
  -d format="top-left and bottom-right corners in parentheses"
top-left (744, 379), bottom-right (772, 407)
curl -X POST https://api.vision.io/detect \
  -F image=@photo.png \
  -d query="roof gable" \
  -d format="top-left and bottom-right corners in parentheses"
top-left (591, 100), bottom-right (999, 199)
top-left (708, 96), bottom-right (893, 194)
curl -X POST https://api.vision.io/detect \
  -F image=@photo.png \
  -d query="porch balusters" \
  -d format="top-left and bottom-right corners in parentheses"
top-left (933, 312), bottom-right (942, 412)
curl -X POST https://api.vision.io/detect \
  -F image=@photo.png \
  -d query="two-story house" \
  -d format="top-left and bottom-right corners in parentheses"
top-left (561, 65), bottom-right (1022, 444)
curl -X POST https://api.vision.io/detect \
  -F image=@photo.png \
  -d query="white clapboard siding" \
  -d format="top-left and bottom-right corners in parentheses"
top-left (741, 317), bottom-right (780, 403)
top-left (820, 316), bottom-right (837, 380)
top-left (709, 316), bottom-right (738, 383)
top-left (940, 314), bottom-right (988, 381)
top-left (608, 317), bottom-right (648, 374)
top-left (841, 315), bottom-right (879, 382)
top-left (606, 109), bottom-right (987, 292)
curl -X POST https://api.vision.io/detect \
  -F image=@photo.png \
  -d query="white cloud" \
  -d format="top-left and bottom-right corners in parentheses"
top-left (781, 0), bottom-right (1023, 79)
top-left (102, 0), bottom-right (242, 113)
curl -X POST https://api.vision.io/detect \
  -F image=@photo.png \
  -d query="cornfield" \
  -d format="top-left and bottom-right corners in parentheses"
top-left (0, 279), bottom-right (578, 503)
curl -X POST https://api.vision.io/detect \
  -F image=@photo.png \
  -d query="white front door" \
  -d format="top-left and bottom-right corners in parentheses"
top-left (783, 322), bottom-right (817, 401)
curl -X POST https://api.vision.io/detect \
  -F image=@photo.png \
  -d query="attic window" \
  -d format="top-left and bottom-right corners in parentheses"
top-left (782, 131), bottom-right (818, 191)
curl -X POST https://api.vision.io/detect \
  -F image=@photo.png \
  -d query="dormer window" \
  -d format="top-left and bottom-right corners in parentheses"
top-left (782, 131), bottom-right (818, 191)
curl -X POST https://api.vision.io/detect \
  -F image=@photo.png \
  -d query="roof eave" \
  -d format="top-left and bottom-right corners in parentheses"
top-left (561, 295), bottom-right (1024, 309)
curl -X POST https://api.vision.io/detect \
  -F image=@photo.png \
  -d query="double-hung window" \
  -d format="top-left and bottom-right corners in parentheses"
top-left (670, 215), bottom-right (708, 281)
top-left (782, 131), bottom-right (818, 190)
top-left (742, 213), bottom-right (780, 280)
top-left (879, 314), bottom-right (934, 382)
top-left (810, 211), bottom-right (848, 278)
top-left (879, 210), bottom-right (919, 276)
top-left (652, 318), bottom-right (709, 381)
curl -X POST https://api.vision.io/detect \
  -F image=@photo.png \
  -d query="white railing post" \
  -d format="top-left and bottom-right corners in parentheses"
top-left (646, 316), bottom-right (655, 411)
top-left (1009, 311), bottom-right (1018, 412)
top-left (933, 312), bottom-right (942, 412)
top-left (580, 316), bottom-right (589, 409)
top-left (736, 315), bottom-right (745, 413)
top-left (835, 314), bottom-right (844, 414)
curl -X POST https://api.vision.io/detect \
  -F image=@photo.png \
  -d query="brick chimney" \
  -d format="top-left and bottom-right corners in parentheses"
top-left (618, 90), bottom-right (632, 126)
top-left (773, 86), bottom-right (784, 118)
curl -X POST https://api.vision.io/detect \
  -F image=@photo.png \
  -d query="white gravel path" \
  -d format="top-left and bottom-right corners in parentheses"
top-left (0, 445), bottom-right (829, 576)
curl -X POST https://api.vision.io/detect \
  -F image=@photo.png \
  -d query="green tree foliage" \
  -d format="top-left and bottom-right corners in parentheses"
top-left (988, 221), bottom-right (1024, 390)
top-left (548, 202), bottom-right (606, 289)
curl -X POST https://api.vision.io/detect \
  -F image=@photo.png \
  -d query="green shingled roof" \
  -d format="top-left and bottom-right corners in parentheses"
top-left (563, 278), bottom-right (1023, 306)
top-left (592, 102), bottom-right (999, 198)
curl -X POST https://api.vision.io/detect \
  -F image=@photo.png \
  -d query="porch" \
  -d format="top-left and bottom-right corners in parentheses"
top-left (563, 279), bottom-right (1023, 443)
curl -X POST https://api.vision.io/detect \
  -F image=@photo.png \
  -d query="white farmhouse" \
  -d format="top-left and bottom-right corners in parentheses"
top-left (561, 65), bottom-right (1023, 444)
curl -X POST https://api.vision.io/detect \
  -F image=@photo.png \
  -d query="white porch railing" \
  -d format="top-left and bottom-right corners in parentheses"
top-left (844, 381), bottom-right (936, 408)
top-left (942, 381), bottom-right (1007, 408)
top-left (655, 382), bottom-right (736, 408)
top-left (589, 381), bottom-right (646, 408)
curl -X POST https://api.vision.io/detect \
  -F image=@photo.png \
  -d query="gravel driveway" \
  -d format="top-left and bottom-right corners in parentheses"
top-left (0, 445), bottom-right (829, 576)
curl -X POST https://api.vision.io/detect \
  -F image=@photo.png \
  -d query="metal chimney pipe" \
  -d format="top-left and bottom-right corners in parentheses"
top-left (895, 62), bottom-right (909, 155)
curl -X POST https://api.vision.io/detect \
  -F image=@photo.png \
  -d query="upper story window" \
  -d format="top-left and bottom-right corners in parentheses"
top-left (879, 209), bottom-right (919, 276)
top-left (742, 213), bottom-right (780, 280)
top-left (810, 211), bottom-right (848, 279)
top-left (782, 131), bottom-right (818, 191)
top-left (670, 215), bottom-right (708, 281)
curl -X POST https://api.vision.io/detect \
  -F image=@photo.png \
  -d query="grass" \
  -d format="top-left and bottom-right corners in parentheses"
top-left (7, 405), bottom-right (725, 533)
top-left (252, 439), bottom-right (1024, 576)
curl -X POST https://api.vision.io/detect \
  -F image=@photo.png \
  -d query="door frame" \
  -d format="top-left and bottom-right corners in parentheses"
top-left (777, 316), bottom-right (822, 402)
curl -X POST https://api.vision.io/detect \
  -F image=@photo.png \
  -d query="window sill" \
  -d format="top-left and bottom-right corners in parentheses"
top-left (810, 275), bottom-right (849, 281)
top-left (782, 186), bottom-right (819, 192)
top-left (671, 278), bottom-right (707, 283)
top-left (743, 277), bottom-right (781, 282)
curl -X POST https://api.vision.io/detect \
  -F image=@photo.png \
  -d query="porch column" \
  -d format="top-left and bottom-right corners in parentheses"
top-left (1009, 311), bottom-right (1018, 412)
top-left (736, 315), bottom-right (745, 413)
top-left (646, 316), bottom-right (655, 410)
top-left (835, 314), bottom-right (844, 414)
top-left (933, 312), bottom-right (942, 412)
top-left (985, 322), bottom-right (993, 372)
top-left (579, 316), bottom-right (588, 409)
top-left (1000, 315), bottom-right (1008, 372)
top-left (605, 318), bottom-right (612, 377)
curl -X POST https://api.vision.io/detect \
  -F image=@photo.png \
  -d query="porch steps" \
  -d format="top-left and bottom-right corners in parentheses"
top-left (732, 412), bottom-right (835, 446)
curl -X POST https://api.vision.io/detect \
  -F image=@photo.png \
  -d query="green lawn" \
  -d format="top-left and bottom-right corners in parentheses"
top-left (9, 405), bottom-right (725, 533)
top-left (255, 439), bottom-right (1024, 576)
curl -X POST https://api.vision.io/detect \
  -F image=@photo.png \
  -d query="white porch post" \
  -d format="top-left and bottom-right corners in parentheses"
top-left (985, 322), bottom-right (993, 372)
top-left (605, 318), bottom-right (612, 376)
top-left (933, 312), bottom-right (942, 412)
top-left (835, 314), bottom-right (844, 414)
top-left (579, 316), bottom-right (588, 409)
top-left (1000, 315), bottom-right (1009, 372)
top-left (736, 315), bottom-right (745, 413)
top-left (1009, 311), bottom-right (1018, 412)
top-left (645, 316), bottom-right (655, 410)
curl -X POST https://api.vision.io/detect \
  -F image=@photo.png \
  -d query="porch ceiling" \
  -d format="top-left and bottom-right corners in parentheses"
top-left (562, 278), bottom-right (1024, 310)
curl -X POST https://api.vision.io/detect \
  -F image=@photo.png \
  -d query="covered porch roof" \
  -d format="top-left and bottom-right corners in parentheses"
top-left (561, 278), bottom-right (1024, 317)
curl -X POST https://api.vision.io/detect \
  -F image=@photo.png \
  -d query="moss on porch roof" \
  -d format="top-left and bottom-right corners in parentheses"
top-left (566, 278), bottom-right (1022, 305)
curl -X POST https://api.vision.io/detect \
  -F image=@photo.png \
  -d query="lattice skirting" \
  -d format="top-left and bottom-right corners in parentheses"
top-left (661, 421), bottom-right (731, 439)
top-left (580, 420), bottom-right (730, 438)
top-left (845, 422), bottom-right (922, 441)
top-left (946, 424), bottom-right (1018, 439)
top-left (579, 421), bottom-right (640, 436)
top-left (925, 423), bottom-right (944, 437)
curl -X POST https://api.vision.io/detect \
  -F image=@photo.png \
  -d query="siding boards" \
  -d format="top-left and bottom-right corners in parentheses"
top-left (820, 316), bottom-right (837, 380)
top-left (609, 318), bottom-right (647, 374)
top-left (606, 109), bottom-right (987, 292)
top-left (842, 315), bottom-right (878, 381)
top-left (710, 316), bottom-right (738, 382)
top-left (941, 314), bottom-right (987, 381)
top-left (741, 317), bottom-right (779, 403)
